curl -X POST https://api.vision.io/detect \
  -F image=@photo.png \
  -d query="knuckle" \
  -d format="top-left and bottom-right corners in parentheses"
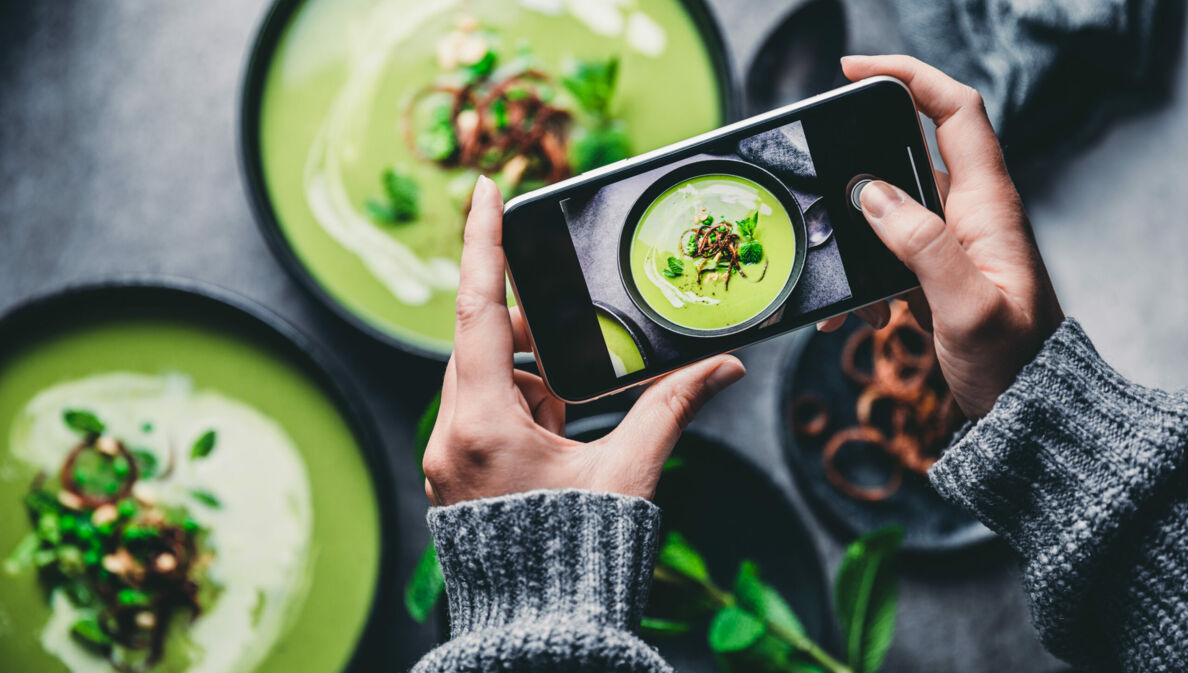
top-left (663, 389), bottom-right (700, 431)
top-left (454, 289), bottom-right (490, 330)
top-left (421, 448), bottom-right (448, 482)
top-left (962, 85), bottom-right (986, 112)
top-left (899, 213), bottom-right (949, 261)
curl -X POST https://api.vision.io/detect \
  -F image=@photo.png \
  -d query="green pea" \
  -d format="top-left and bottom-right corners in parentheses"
top-left (117, 589), bottom-right (149, 607)
top-left (117, 499), bottom-right (137, 518)
top-left (112, 456), bottom-right (130, 478)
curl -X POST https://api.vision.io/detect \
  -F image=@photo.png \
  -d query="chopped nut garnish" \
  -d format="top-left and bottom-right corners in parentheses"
top-left (132, 482), bottom-right (158, 506)
top-left (135, 611), bottom-right (157, 630)
top-left (95, 436), bottom-right (120, 456)
top-left (92, 503), bottom-right (119, 526)
top-left (57, 491), bottom-right (84, 510)
top-left (154, 553), bottom-right (178, 573)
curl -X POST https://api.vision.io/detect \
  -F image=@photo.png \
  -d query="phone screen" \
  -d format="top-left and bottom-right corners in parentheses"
top-left (504, 78), bottom-right (940, 402)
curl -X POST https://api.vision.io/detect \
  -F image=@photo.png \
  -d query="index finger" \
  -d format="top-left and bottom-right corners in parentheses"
top-left (453, 175), bottom-right (514, 389)
top-left (840, 55), bottom-right (1008, 191)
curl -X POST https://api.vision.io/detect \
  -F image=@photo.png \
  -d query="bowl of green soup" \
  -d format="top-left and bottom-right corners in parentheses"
top-left (240, 0), bottom-right (737, 359)
top-left (0, 280), bottom-right (393, 673)
top-left (620, 160), bottom-right (808, 337)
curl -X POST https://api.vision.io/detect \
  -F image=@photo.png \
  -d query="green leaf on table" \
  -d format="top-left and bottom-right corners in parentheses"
top-left (835, 526), bottom-right (902, 673)
top-left (656, 531), bottom-right (709, 582)
top-left (405, 542), bottom-right (445, 623)
top-left (739, 241), bottom-right (764, 265)
top-left (708, 606), bottom-right (766, 653)
top-left (561, 56), bottom-right (619, 115)
top-left (189, 490), bottom-right (221, 509)
top-left (734, 561), bottom-right (807, 645)
top-left (190, 430), bottom-right (217, 460)
top-left (416, 391), bottom-right (442, 477)
top-left (641, 616), bottom-right (692, 636)
top-left (661, 455), bottom-right (686, 472)
top-left (737, 211), bottom-right (759, 239)
top-left (64, 409), bottom-right (105, 436)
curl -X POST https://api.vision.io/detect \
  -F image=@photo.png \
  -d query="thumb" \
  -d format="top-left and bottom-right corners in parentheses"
top-left (608, 355), bottom-right (746, 466)
top-left (859, 180), bottom-right (994, 317)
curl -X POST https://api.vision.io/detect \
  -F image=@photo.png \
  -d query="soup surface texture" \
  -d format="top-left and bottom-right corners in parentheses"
top-left (0, 319), bottom-right (379, 673)
top-left (259, 0), bottom-right (725, 353)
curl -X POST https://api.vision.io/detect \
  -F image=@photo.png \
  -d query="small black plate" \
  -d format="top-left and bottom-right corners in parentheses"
top-left (567, 414), bottom-right (833, 672)
top-left (778, 319), bottom-right (995, 554)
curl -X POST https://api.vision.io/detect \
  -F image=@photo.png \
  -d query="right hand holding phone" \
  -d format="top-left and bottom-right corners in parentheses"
top-left (828, 55), bottom-right (1065, 419)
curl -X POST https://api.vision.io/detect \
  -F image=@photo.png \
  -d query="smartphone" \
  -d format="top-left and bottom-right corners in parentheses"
top-left (503, 76), bottom-right (942, 403)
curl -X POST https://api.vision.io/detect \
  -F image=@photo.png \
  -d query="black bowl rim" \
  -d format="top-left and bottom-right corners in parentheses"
top-left (617, 158), bottom-right (809, 338)
top-left (775, 327), bottom-right (998, 555)
top-left (0, 275), bottom-right (398, 673)
top-left (237, 0), bottom-right (742, 362)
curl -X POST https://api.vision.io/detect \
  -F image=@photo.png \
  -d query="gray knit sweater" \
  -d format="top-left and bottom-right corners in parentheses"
top-left (414, 319), bottom-right (1187, 673)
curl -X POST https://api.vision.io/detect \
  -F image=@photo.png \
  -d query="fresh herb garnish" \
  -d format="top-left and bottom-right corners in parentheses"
top-left (367, 168), bottom-right (421, 224)
top-left (63, 410), bottom-right (105, 436)
top-left (739, 240), bottom-right (764, 265)
top-left (416, 106), bottom-right (458, 162)
top-left (561, 56), bottom-right (619, 116)
top-left (662, 256), bottom-right (685, 278)
top-left (737, 211), bottom-right (759, 239)
top-left (189, 489), bottom-right (221, 508)
top-left (190, 429), bottom-right (217, 460)
top-left (570, 120), bottom-right (631, 174)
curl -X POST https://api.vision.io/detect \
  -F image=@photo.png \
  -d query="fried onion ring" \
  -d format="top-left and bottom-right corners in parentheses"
top-left (822, 427), bottom-right (903, 502)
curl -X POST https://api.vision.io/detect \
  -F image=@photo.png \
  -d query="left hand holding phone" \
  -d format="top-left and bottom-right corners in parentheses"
top-left (422, 175), bottom-right (746, 506)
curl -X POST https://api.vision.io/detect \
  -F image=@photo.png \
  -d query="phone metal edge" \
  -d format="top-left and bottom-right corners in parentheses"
top-left (507, 74), bottom-right (936, 404)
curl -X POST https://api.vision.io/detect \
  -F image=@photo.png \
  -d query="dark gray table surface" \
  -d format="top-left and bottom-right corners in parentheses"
top-left (3, 1), bottom-right (1186, 671)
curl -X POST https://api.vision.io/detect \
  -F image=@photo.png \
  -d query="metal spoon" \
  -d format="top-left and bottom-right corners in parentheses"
top-left (804, 196), bottom-right (833, 248)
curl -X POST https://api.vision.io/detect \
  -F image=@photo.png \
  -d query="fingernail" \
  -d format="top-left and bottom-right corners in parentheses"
top-left (816, 321), bottom-right (828, 331)
top-left (705, 359), bottom-right (746, 394)
top-left (474, 174), bottom-right (495, 199)
top-left (860, 180), bottom-right (904, 220)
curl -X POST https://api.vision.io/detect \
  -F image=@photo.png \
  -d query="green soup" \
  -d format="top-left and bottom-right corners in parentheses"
top-left (257, 0), bottom-right (726, 355)
top-left (0, 319), bottom-right (380, 673)
top-left (630, 174), bottom-right (797, 332)
top-left (595, 309), bottom-right (645, 377)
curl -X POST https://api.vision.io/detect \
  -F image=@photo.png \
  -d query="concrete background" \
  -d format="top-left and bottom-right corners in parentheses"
top-left (2, 1), bottom-right (1185, 671)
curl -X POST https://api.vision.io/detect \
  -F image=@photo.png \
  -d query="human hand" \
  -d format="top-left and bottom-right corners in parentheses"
top-left (819, 55), bottom-right (1063, 419)
top-left (422, 175), bottom-right (746, 506)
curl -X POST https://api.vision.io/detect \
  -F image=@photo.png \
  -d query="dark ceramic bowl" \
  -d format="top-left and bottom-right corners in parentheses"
top-left (618, 159), bottom-right (808, 338)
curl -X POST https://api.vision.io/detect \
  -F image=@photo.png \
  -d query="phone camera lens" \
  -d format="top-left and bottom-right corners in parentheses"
top-left (850, 178), bottom-right (873, 211)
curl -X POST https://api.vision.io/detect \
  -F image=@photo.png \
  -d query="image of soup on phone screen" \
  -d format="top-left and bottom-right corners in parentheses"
top-left (504, 78), bottom-right (940, 403)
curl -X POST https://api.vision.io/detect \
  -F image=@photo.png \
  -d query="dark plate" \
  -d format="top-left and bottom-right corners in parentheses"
top-left (0, 278), bottom-right (397, 673)
top-left (778, 319), bottom-right (995, 554)
top-left (743, 0), bottom-right (848, 116)
top-left (618, 158), bottom-right (809, 338)
top-left (237, 0), bottom-right (741, 361)
top-left (567, 414), bottom-right (832, 672)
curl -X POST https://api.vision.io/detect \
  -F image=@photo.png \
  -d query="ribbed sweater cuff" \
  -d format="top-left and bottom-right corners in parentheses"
top-left (929, 318), bottom-right (1187, 557)
top-left (427, 489), bottom-right (661, 638)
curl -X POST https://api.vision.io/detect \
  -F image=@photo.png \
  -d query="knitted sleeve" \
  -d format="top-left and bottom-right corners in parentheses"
top-left (930, 318), bottom-right (1188, 673)
top-left (411, 489), bottom-right (672, 673)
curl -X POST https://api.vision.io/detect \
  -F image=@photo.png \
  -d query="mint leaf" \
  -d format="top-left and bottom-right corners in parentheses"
top-left (570, 120), bottom-right (631, 173)
top-left (737, 211), bottom-right (759, 239)
top-left (661, 456), bottom-right (686, 472)
top-left (561, 57), bottom-right (619, 115)
top-left (662, 255), bottom-right (685, 278)
top-left (739, 241), bottom-right (764, 265)
top-left (657, 531), bottom-right (709, 582)
top-left (130, 449), bottom-right (158, 479)
top-left (63, 410), bottom-right (105, 436)
top-left (190, 430), bottom-right (217, 460)
top-left (734, 561), bottom-right (808, 646)
top-left (189, 490), bottom-right (221, 508)
top-left (70, 617), bottom-right (112, 652)
top-left (381, 168), bottom-right (420, 222)
top-left (708, 606), bottom-right (766, 653)
top-left (641, 617), bottom-right (692, 636)
top-left (417, 106), bottom-right (457, 161)
top-left (405, 542), bottom-right (445, 623)
top-left (416, 391), bottom-right (441, 477)
top-left (835, 526), bottom-right (902, 673)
